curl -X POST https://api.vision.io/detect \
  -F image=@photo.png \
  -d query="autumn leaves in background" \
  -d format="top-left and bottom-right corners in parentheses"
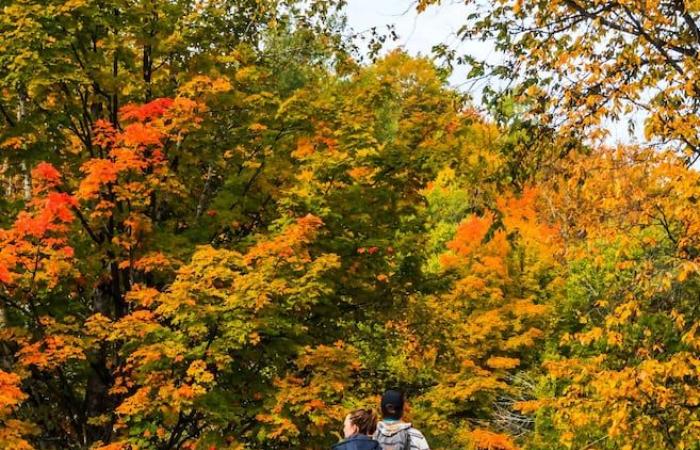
top-left (2, 0), bottom-right (700, 449)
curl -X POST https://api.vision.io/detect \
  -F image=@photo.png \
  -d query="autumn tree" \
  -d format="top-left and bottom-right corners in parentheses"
top-left (407, 171), bottom-right (560, 450)
top-left (0, 1), bottom-right (357, 446)
top-left (106, 214), bottom-right (340, 448)
top-left (0, 0), bottom-right (349, 207)
top-left (0, 6), bottom-right (511, 444)
top-left (521, 147), bottom-right (700, 449)
top-left (0, 95), bottom-right (345, 448)
top-left (419, 0), bottom-right (700, 160)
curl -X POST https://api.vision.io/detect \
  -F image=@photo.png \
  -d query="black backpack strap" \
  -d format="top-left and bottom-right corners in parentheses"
top-left (404, 427), bottom-right (412, 450)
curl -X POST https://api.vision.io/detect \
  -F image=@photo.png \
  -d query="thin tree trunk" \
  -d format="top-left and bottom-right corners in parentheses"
top-left (196, 164), bottom-right (214, 219)
top-left (17, 94), bottom-right (31, 201)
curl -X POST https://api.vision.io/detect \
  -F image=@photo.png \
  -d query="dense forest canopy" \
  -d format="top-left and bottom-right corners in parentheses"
top-left (1, 0), bottom-right (700, 449)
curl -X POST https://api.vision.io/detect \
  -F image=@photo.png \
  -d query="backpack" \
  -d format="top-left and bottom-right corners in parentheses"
top-left (376, 427), bottom-right (412, 450)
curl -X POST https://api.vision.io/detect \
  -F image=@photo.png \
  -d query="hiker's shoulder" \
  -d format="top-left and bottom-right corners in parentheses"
top-left (406, 426), bottom-right (426, 439)
top-left (333, 435), bottom-right (381, 450)
top-left (406, 427), bottom-right (429, 449)
top-left (332, 440), bottom-right (356, 450)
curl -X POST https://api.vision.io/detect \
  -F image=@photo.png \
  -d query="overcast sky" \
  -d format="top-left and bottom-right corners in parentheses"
top-left (343, 0), bottom-right (640, 145)
top-left (344, 0), bottom-right (498, 90)
top-left (345, 1), bottom-right (469, 56)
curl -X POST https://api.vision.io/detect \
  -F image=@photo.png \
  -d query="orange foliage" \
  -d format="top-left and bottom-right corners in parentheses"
top-left (0, 370), bottom-right (26, 410)
top-left (244, 214), bottom-right (324, 265)
top-left (0, 162), bottom-right (76, 290)
top-left (447, 213), bottom-right (494, 257)
top-left (32, 162), bottom-right (61, 189)
top-left (469, 429), bottom-right (518, 450)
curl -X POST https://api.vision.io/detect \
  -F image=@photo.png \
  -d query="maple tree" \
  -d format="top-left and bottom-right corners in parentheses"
top-left (0, 89), bottom-right (347, 448)
top-left (410, 2), bottom-right (700, 445)
top-left (0, 14), bottom-right (494, 444)
top-left (405, 172), bottom-right (559, 449)
top-left (0, 1), bottom-right (358, 447)
top-left (419, 0), bottom-right (700, 160)
top-left (523, 147), bottom-right (700, 449)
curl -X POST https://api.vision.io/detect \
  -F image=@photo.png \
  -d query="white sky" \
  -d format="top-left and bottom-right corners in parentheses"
top-left (343, 0), bottom-right (641, 145)
top-left (344, 0), bottom-right (498, 90)
top-left (345, 1), bottom-right (469, 55)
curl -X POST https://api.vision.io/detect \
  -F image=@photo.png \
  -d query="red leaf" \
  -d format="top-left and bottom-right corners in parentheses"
top-left (120, 98), bottom-right (174, 122)
top-left (32, 162), bottom-right (61, 185)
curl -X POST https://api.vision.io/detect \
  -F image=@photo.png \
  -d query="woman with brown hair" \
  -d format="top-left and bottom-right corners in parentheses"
top-left (332, 408), bottom-right (382, 450)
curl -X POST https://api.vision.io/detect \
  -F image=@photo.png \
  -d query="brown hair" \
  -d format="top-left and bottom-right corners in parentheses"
top-left (348, 408), bottom-right (378, 435)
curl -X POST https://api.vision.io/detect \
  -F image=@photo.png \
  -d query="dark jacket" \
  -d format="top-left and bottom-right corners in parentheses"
top-left (332, 434), bottom-right (382, 450)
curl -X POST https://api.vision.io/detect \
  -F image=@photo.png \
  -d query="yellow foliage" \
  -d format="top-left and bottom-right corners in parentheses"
top-left (485, 357), bottom-right (520, 370)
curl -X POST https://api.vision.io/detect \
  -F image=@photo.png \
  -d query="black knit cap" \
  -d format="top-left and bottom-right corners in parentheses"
top-left (380, 389), bottom-right (405, 420)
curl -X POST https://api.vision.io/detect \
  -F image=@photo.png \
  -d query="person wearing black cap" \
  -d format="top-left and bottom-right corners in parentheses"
top-left (374, 390), bottom-right (430, 450)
